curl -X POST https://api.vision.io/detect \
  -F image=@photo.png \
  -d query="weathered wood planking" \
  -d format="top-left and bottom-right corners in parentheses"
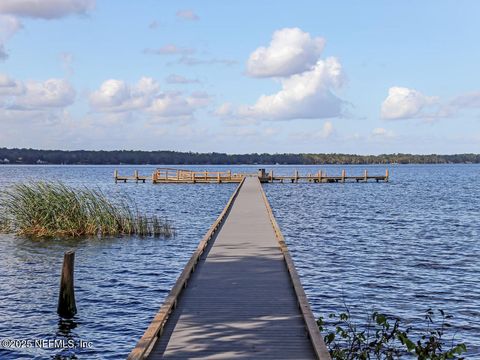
top-left (115, 168), bottom-right (389, 184)
top-left (128, 177), bottom-right (331, 359)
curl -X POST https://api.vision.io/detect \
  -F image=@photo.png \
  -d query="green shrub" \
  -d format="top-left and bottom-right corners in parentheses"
top-left (317, 307), bottom-right (466, 359)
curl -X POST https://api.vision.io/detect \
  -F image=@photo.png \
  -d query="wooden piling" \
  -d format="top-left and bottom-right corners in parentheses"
top-left (385, 168), bottom-right (389, 182)
top-left (134, 170), bottom-right (139, 183)
top-left (364, 169), bottom-right (368, 182)
top-left (114, 169), bottom-right (118, 183)
top-left (341, 169), bottom-right (346, 183)
top-left (58, 250), bottom-right (77, 319)
top-left (295, 170), bottom-right (299, 183)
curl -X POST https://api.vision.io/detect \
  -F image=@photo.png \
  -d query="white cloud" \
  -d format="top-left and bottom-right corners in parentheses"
top-left (0, 73), bottom-right (24, 95)
top-left (0, 15), bottom-right (22, 60)
top-left (148, 91), bottom-right (210, 120)
top-left (381, 86), bottom-right (438, 120)
top-left (0, 76), bottom-right (75, 110)
top-left (165, 74), bottom-right (199, 84)
top-left (144, 44), bottom-right (195, 56)
top-left (0, 0), bottom-right (95, 19)
top-left (246, 27), bottom-right (325, 78)
top-left (371, 127), bottom-right (395, 138)
top-left (90, 77), bottom-right (159, 112)
top-left (450, 91), bottom-right (480, 109)
top-left (176, 9), bottom-right (199, 21)
top-left (222, 57), bottom-right (344, 121)
top-left (16, 79), bottom-right (75, 109)
top-left (89, 77), bottom-right (210, 121)
top-left (290, 121), bottom-right (335, 140)
top-left (174, 56), bottom-right (236, 66)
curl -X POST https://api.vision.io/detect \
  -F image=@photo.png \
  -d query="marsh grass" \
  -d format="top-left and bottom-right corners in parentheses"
top-left (0, 182), bottom-right (173, 238)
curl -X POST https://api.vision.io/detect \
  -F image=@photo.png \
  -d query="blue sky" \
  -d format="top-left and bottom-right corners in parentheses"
top-left (0, 0), bottom-right (479, 154)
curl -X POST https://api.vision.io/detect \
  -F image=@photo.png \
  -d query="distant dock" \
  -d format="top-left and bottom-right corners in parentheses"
top-left (114, 168), bottom-right (389, 184)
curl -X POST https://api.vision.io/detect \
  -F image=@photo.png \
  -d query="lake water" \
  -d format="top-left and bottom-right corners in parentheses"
top-left (0, 164), bottom-right (479, 359)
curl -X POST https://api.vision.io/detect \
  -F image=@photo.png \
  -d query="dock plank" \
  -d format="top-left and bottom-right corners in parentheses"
top-left (131, 177), bottom-right (330, 359)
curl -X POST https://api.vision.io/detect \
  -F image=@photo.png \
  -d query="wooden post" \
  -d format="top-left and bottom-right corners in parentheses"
top-left (364, 169), bottom-right (368, 182)
top-left (341, 169), bottom-right (346, 183)
top-left (269, 170), bottom-right (273, 182)
top-left (217, 172), bottom-right (221, 183)
top-left (205, 170), bottom-right (207, 181)
top-left (385, 168), bottom-right (389, 182)
top-left (191, 171), bottom-right (195, 183)
top-left (295, 170), bottom-right (299, 183)
top-left (58, 251), bottom-right (77, 319)
top-left (114, 169), bottom-right (118, 183)
top-left (134, 170), bottom-right (139, 183)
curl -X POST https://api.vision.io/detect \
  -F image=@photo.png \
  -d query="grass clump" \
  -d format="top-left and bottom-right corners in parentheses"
top-left (0, 182), bottom-right (173, 238)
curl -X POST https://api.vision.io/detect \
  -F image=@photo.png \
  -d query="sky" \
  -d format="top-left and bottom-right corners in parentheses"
top-left (0, 0), bottom-right (479, 154)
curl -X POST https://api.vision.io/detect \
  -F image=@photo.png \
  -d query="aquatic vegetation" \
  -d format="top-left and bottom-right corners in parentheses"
top-left (317, 307), bottom-right (466, 359)
top-left (0, 182), bottom-right (173, 238)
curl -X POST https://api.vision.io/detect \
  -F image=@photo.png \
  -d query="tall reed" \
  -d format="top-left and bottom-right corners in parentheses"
top-left (0, 182), bottom-right (173, 238)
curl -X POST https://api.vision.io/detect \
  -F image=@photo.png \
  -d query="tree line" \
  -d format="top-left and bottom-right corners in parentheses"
top-left (0, 148), bottom-right (479, 165)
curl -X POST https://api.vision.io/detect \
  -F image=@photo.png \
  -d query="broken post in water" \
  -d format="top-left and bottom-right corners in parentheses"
top-left (57, 250), bottom-right (77, 318)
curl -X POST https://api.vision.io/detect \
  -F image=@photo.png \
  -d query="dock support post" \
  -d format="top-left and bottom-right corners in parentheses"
top-left (364, 169), bottom-right (368, 182)
top-left (269, 170), bottom-right (273, 183)
top-left (58, 250), bottom-right (77, 319)
top-left (134, 170), bottom-right (139, 184)
top-left (385, 168), bottom-right (389, 182)
top-left (191, 172), bottom-right (195, 183)
top-left (295, 170), bottom-right (299, 183)
top-left (217, 172), bottom-right (221, 183)
top-left (341, 169), bottom-right (346, 183)
top-left (114, 169), bottom-right (118, 183)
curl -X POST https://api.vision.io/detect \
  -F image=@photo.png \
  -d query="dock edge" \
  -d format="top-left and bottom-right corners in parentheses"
top-left (258, 180), bottom-right (331, 360)
top-left (127, 177), bottom-right (246, 360)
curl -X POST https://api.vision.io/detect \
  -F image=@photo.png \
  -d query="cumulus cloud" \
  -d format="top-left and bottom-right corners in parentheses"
top-left (0, 0), bottom-right (95, 19)
top-left (15, 79), bottom-right (75, 109)
top-left (90, 77), bottom-right (159, 112)
top-left (381, 87), bottom-right (438, 120)
top-left (0, 75), bottom-right (75, 110)
top-left (246, 27), bottom-right (325, 78)
top-left (143, 44), bottom-right (195, 56)
top-left (176, 9), bottom-right (199, 21)
top-left (89, 77), bottom-right (210, 121)
top-left (216, 28), bottom-right (344, 122)
top-left (219, 57), bottom-right (344, 121)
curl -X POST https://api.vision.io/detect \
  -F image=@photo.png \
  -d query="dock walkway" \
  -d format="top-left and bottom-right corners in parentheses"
top-left (128, 177), bottom-right (330, 359)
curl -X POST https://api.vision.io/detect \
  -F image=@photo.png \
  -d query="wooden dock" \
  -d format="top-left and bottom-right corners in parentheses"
top-left (127, 177), bottom-right (331, 359)
top-left (115, 168), bottom-right (389, 184)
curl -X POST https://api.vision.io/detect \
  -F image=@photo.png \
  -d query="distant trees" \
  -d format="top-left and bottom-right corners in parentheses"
top-left (0, 148), bottom-right (479, 165)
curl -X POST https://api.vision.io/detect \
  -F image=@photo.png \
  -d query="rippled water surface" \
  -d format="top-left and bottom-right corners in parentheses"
top-left (265, 164), bottom-right (480, 357)
top-left (0, 165), bottom-right (479, 358)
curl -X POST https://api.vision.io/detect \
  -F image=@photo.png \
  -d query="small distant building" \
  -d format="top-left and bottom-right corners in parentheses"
top-left (36, 159), bottom-right (48, 164)
top-left (1, 158), bottom-right (10, 164)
